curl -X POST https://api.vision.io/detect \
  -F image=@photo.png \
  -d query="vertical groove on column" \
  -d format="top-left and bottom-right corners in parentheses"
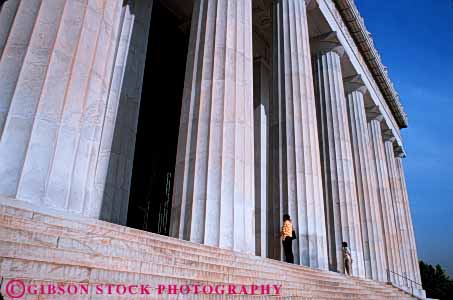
top-left (81, 0), bottom-right (130, 218)
top-left (315, 50), bottom-right (332, 269)
top-left (171, 0), bottom-right (206, 241)
top-left (170, 0), bottom-right (255, 253)
top-left (348, 92), bottom-right (371, 276)
top-left (95, 4), bottom-right (133, 224)
top-left (0, 0), bottom-right (41, 139)
top-left (91, 2), bottom-right (130, 222)
top-left (286, 0), bottom-right (300, 263)
top-left (369, 143), bottom-right (389, 278)
top-left (301, 1), bottom-right (327, 269)
top-left (253, 60), bottom-right (270, 257)
top-left (16, 0), bottom-right (87, 205)
top-left (40, 0), bottom-right (104, 213)
top-left (269, 0), bottom-right (281, 262)
top-left (294, 0), bottom-right (309, 265)
top-left (244, 0), bottom-right (255, 254)
top-left (368, 119), bottom-right (401, 283)
top-left (270, 0), bottom-right (328, 269)
top-left (313, 49), bottom-right (364, 276)
top-left (14, 0), bottom-right (126, 218)
top-left (70, 0), bottom-right (125, 218)
top-left (230, 0), bottom-right (240, 251)
top-left (204, 0), bottom-right (225, 248)
top-left (45, 0), bottom-right (106, 215)
top-left (0, 0), bottom-right (20, 59)
top-left (0, 0), bottom-right (65, 197)
top-left (193, 0), bottom-right (215, 244)
top-left (241, 0), bottom-right (255, 253)
top-left (346, 90), bottom-right (386, 281)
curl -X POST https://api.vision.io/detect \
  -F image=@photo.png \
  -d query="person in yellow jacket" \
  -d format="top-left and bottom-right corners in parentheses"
top-left (281, 214), bottom-right (294, 263)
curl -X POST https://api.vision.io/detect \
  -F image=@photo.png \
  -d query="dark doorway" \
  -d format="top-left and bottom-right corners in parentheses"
top-left (127, 1), bottom-right (189, 235)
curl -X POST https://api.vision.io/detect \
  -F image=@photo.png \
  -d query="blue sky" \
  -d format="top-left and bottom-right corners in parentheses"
top-left (355, 0), bottom-right (453, 275)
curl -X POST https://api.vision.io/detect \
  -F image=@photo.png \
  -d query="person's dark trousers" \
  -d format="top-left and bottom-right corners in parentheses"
top-left (282, 236), bottom-right (294, 263)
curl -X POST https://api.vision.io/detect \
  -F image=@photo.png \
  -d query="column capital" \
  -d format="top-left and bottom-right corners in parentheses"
top-left (383, 129), bottom-right (396, 143)
top-left (395, 146), bottom-right (406, 158)
top-left (392, 140), bottom-right (407, 158)
top-left (311, 31), bottom-right (345, 57)
top-left (276, 0), bottom-right (318, 9)
top-left (366, 106), bottom-right (384, 122)
top-left (344, 74), bottom-right (367, 95)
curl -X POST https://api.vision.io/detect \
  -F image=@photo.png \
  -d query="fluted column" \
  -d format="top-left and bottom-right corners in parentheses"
top-left (253, 59), bottom-right (270, 258)
top-left (269, 0), bottom-right (328, 269)
top-left (99, 0), bottom-right (154, 224)
top-left (0, 0), bottom-right (153, 222)
top-left (170, 0), bottom-right (255, 253)
top-left (396, 156), bottom-right (422, 284)
top-left (368, 116), bottom-right (402, 283)
top-left (0, 0), bottom-right (20, 60)
top-left (0, 0), bottom-right (41, 136)
top-left (312, 32), bottom-right (364, 276)
top-left (345, 75), bottom-right (386, 281)
top-left (384, 134), bottom-right (412, 286)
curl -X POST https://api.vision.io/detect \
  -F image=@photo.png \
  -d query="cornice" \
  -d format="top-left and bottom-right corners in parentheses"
top-left (333, 0), bottom-right (409, 128)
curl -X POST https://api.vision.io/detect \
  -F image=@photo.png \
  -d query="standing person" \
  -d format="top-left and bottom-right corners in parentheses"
top-left (281, 214), bottom-right (294, 264)
top-left (342, 241), bottom-right (353, 275)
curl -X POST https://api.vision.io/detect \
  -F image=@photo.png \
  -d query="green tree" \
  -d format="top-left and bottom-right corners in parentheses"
top-left (420, 261), bottom-right (453, 299)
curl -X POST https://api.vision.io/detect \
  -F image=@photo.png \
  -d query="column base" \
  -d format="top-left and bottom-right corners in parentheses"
top-left (0, 195), bottom-right (96, 223)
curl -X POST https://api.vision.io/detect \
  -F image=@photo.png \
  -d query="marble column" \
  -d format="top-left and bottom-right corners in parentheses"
top-left (312, 31), bottom-right (364, 276)
top-left (253, 59), bottom-right (270, 258)
top-left (0, 0), bottom-right (152, 222)
top-left (0, 0), bottom-right (20, 61)
top-left (384, 134), bottom-right (412, 286)
top-left (396, 156), bottom-right (422, 284)
top-left (345, 75), bottom-right (387, 281)
top-left (170, 0), bottom-right (255, 254)
top-left (269, 0), bottom-right (328, 269)
top-left (99, 0), bottom-right (154, 224)
top-left (368, 115), bottom-right (402, 283)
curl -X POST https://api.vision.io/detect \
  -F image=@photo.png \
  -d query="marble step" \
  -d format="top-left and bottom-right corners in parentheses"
top-left (0, 254), bottom-right (377, 299)
top-left (0, 236), bottom-right (408, 299)
top-left (0, 257), bottom-right (410, 300)
top-left (0, 213), bottom-right (398, 296)
top-left (0, 277), bottom-right (315, 300)
top-left (0, 238), bottom-right (387, 300)
top-left (0, 203), bottom-right (416, 299)
top-left (0, 206), bottom-right (390, 287)
top-left (0, 203), bottom-right (376, 278)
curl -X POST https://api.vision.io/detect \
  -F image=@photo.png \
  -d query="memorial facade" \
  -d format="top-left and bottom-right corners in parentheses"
top-left (0, 0), bottom-right (423, 297)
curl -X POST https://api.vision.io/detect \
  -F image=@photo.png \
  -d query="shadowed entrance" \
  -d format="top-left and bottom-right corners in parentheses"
top-left (127, 1), bottom-right (189, 235)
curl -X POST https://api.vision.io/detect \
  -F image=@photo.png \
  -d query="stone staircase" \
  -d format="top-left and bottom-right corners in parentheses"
top-left (0, 201), bottom-right (420, 299)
